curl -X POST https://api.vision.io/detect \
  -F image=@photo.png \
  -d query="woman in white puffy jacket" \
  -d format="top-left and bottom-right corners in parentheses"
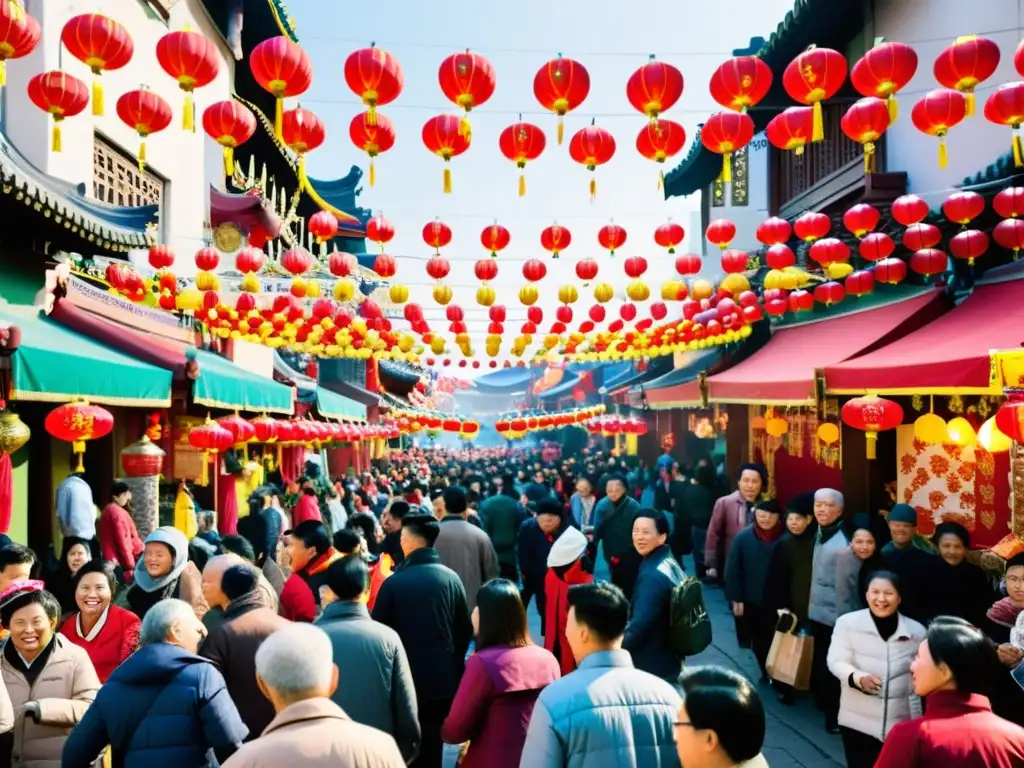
top-left (827, 570), bottom-right (926, 768)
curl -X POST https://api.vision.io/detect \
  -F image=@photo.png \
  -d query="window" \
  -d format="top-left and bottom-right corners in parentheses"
top-left (93, 134), bottom-right (165, 210)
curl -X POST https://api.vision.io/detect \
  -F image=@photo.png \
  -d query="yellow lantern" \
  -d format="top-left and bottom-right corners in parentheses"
top-left (946, 416), bottom-right (977, 446)
top-left (430, 337), bottom-right (446, 354)
top-left (389, 284), bottom-right (409, 304)
top-left (306, 280), bottom-right (322, 298)
top-left (593, 282), bottom-right (614, 303)
top-left (763, 270), bottom-right (784, 291)
top-left (433, 284), bottom-right (453, 305)
top-left (333, 279), bottom-right (355, 302)
top-left (720, 273), bottom-right (750, 295)
top-left (691, 279), bottom-right (713, 300)
top-left (519, 284), bottom-right (539, 305)
top-left (240, 272), bottom-right (261, 293)
top-left (661, 280), bottom-right (685, 300)
top-left (175, 288), bottom-right (202, 311)
top-left (398, 334), bottom-right (414, 352)
top-left (978, 416), bottom-right (1012, 453)
top-left (825, 262), bottom-right (854, 280)
top-left (558, 284), bottom-right (579, 304)
top-left (476, 285), bottom-right (496, 306)
top-left (817, 422), bottom-right (840, 445)
top-left (626, 280), bottom-right (650, 301)
top-left (913, 413), bottom-right (947, 444)
top-left (765, 417), bottom-right (788, 438)
top-left (195, 271), bottom-right (220, 291)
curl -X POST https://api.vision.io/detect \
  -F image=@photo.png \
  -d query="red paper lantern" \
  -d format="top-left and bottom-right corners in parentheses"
top-left (148, 244), bottom-right (174, 270)
top-left (576, 258), bottom-right (599, 283)
top-left (533, 55), bottom-right (589, 145)
top-left (499, 120), bottom-right (546, 197)
top-left (700, 111), bottom-right (754, 182)
top-left (765, 106), bottom-right (815, 155)
top-left (474, 259), bottom-right (498, 282)
top-left (438, 50), bottom-right (495, 140)
top-left (202, 100), bottom-right (256, 177)
top-left (756, 217), bottom-right (791, 246)
top-left (843, 203), bottom-right (881, 238)
top-left (994, 218), bottom-right (1024, 257)
top-left (156, 28), bottom-right (219, 132)
top-left (706, 219), bottom-right (736, 250)
top-left (0, 5), bottom-right (39, 87)
top-left (933, 35), bottom-right (1000, 117)
top-left (813, 282), bottom-right (846, 306)
top-left (655, 221), bottom-right (685, 254)
top-left (251, 36), bottom-right (312, 136)
top-left (281, 107), bottom-right (325, 181)
top-left (850, 42), bottom-right (918, 122)
top-left (902, 223), bottom-right (941, 251)
top-left (349, 110), bottom-right (395, 187)
top-left (809, 237), bottom-right (850, 266)
top-left (423, 114), bottom-right (470, 194)
top-left (620, 304), bottom-right (638, 321)
top-left (948, 229), bottom-right (989, 265)
top-left (116, 88), bottom-right (172, 171)
top-left (541, 224), bottom-right (572, 259)
top-left (425, 256), bottom-right (451, 281)
top-left (328, 251), bottom-right (355, 277)
top-left (841, 97), bottom-right (890, 172)
top-left (709, 55), bottom-right (772, 111)
top-left (942, 190), bottom-right (985, 225)
top-left (281, 247), bottom-right (313, 276)
top-left (675, 253), bottom-right (702, 275)
top-left (556, 306), bottom-right (573, 324)
top-left (909, 248), bottom-right (948, 277)
top-left (721, 249), bottom-right (748, 274)
top-left (627, 56), bottom-right (683, 121)
top-left (309, 211), bottom-right (338, 245)
top-left (783, 46), bottom-right (847, 141)
top-left (568, 122), bottom-right (616, 199)
top-left (343, 46), bottom-right (403, 125)
top-left (995, 399), bottom-right (1024, 444)
top-left (597, 223), bottom-right (627, 257)
top-left (841, 395), bottom-right (903, 458)
top-left (523, 259), bottom-right (547, 282)
top-left (874, 257), bottom-right (907, 285)
top-left (217, 414), bottom-right (255, 444)
top-left (984, 82), bottom-right (1024, 168)
top-left (481, 223), bottom-right (510, 257)
top-left (195, 246), bottom-right (220, 272)
top-left (789, 290), bottom-right (814, 312)
top-left (860, 232), bottom-right (896, 261)
top-left (422, 220), bottom-right (452, 254)
top-left (994, 187), bottom-right (1024, 218)
top-left (892, 194), bottom-right (930, 225)
top-left (845, 270), bottom-right (875, 297)
top-left (588, 305), bottom-right (606, 323)
top-left (765, 243), bottom-right (796, 270)
top-left (45, 401), bottom-right (114, 472)
top-left (636, 119), bottom-right (687, 186)
top-left (61, 13), bottom-right (132, 116)
top-left (794, 211), bottom-right (831, 243)
top-left (27, 71), bottom-right (88, 153)
top-left (911, 88), bottom-right (967, 168)
top-left (373, 253), bottom-right (397, 278)
top-left (624, 256), bottom-right (648, 279)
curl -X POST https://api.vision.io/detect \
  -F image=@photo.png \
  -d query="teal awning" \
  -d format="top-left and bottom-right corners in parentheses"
top-left (2, 306), bottom-right (172, 407)
top-left (191, 349), bottom-right (294, 415)
top-left (316, 387), bottom-right (367, 421)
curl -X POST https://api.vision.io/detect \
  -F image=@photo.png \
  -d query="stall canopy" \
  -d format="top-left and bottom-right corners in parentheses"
top-left (191, 349), bottom-right (294, 414)
top-left (316, 387), bottom-right (367, 420)
top-left (642, 349), bottom-right (724, 408)
top-left (707, 289), bottom-right (947, 404)
top-left (825, 278), bottom-right (1024, 394)
top-left (1, 306), bottom-right (172, 407)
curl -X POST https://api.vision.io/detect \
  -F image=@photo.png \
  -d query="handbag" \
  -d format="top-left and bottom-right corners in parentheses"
top-left (766, 611), bottom-right (814, 691)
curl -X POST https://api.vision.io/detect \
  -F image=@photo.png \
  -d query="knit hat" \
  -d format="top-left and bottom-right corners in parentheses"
top-left (547, 527), bottom-right (588, 568)
top-left (888, 503), bottom-right (917, 525)
top-left (933, 521), bottom-right (970, 548)
top-left (850, 513), bottom-right (873, 536)
top-left (785, 492), bottom-right (815, 518)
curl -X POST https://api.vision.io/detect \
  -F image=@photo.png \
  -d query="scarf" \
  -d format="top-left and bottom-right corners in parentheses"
top-left (753, 521), bottom-right (785, 544)
top-left (817, 518), bottom-right (845, 545)
top-left (224, 589), bottom-right (266, 621)
top-left (133, 526), bottom-right (189, 594)
top-left (4, 633), bottom-right (56, 688)
top-left (987, 596), bottom-right (1024, 628)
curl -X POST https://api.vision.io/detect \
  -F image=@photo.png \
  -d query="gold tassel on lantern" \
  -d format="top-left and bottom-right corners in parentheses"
top-left (0, 61), bottom-right (6, 88)
top-left (557, 117), bottom-right (564, 145)
top-left (863, 142), bottom-right (876, 173)
top-left (369, 158), bottom-right (376, 186)
top-left (658, 170), bottom-right (664, 190)
top-left (222, 146), bottom-right (234, 177)
top-left (72, 439), bottom-right (86, 473)
top-left (865, 430), bottom-right (878, 460)
top-left (720, 153), bottom-right (733, 183)
top-left (51, 120), bottom-right (62, 153)
top-left (459, 115), bottom-right (471, 140)
top-left (812, 100), bottom-right (824, 142)
top-left (367, 104), bottom-right (377, 126)
top-left (1013, 132), bottom-right (1023, 168)
top-left (274, 96), bottom-right (283, 139)
top-left (887, 94), bottom-right (898, 124)
top-left (443, 165), bottom-right (452, 194)
top-left (938, 135), bottom-right (948, 169)
top-left (518, 172), bottom-right (526, 197)
top-left (589, 176), bottom-right (597, 200)
top-left (182, 93), bottom-right (195, 132)
top-left (92, 79), bottom-right (104, 116)
top-left (138, 140), bottom-right (147, 172)
top-left (965, 91), bottom-right (975, 117)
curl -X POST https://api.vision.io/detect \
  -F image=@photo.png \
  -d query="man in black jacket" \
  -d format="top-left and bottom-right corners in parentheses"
top-left (372, 513), bottom-right (472, 768)
top-left (593, 474), bottom-right (642, 600)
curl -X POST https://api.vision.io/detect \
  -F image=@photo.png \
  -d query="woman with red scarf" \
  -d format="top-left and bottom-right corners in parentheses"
top-left (543, 527), bottom-right (593, 676)
top-left (724, 499), bottom-right (786, 679)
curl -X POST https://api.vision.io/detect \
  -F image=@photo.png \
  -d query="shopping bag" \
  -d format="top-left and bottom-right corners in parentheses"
top-left (766, 611), bottom-right (814, 691)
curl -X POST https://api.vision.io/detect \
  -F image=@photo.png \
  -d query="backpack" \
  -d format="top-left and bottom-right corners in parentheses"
top-left (669, 575), bottom-right (712, 657)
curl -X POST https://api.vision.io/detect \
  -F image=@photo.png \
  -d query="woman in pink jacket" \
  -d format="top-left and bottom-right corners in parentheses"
top-left (704, 463), bottom-right (766, 581)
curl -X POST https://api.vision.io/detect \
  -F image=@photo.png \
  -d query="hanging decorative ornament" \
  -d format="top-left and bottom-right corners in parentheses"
top-left (155, 27), bottom-right (219, 132)
top-left (756, 217), bottom-right (792, 245)
top-left (933, 35), bottom-right (1000, 117)
top-left (942, 190), bottom-right (985, 226)
top-left (850, 41), bottom-right (918, 123)
top-left (533, 54), bottom-right (590, 145)
top-left (0, 3), bottom-right (38, 88)
top-left (675, 253), bottom-right (702, 276)
top-left (281, 246), bottom-right (314, 295)
top-left (498, 118), bottom-right (545, 197)
top-left (782, 46), bottom-right (848, 141)
top-left (843, 203), bottom-right (880, 238)
top-left (700, 111), bottom-right (754, 183)
top-left (61, 13), bottom-right (133, 116)
top-left (841, 97), bottom-right (890, 173)
top-left (27, 71), bottom-right (88, 153)
top-left (626, 55), bottom-right (684, 124)
top-left (635, 119), bottom-right (686, 188)
top-left (984, 82), bottom-right (1024, 167)
top-left (874, 257), bottom-right (908, 285)
top-left (765, 106), bottom-right (815, 155)
top-left (481, 222), bottom-right (510, 258)
top-left (793, 211), bottom-right (831, 243)
top-left (249, 36), bottom-right (312, 137)
top-left (994, 217), bottom-right (1024, 258)
top-left (349, 110), bottom-right (395, 187)
top-left (705, 219), bottom-right (736, 250)
top-left (438, 49), bottom-right (495, 141)
top-left (709, 55), bottom-right (772, 112)
top-left (422, 114), bottom-right (470, 194)
top-left (366, 213), bottom-right (395, 252)
top-left (116, 88), bottom-right (172, 171)
top-left (309, 211), bottom-right (338, 249)
top-left (891, 193), bottom-right (930, 225)
top-left (343, 44), bottom-right (403, 126)
top-left (202, 100), bottom-right (256, 177)
top-left (994, 187), bottom-right (1024, 218)
top-left (655, 221), bottom-right (685, 255)
top-left (911, 88), bottom-right (967, 168)
top-left (845, 269), bottom-right (875, 297)
top-left (841, 394), bottom-right (903, 459)
top-left (860, 232), bottom-right (896, 261)
top-left (765, 243), bottom-right (796, 270)
top-left (522, 258), bottom-right (547, 283)
top-left (948, 229), bottom-right (989, 266)
top-left (597, 222), bottom-right (626, 258)
top-left (720, 249), bottom-right (748, 274)
top-left (568, 120), bottom-right (615, 200)
top-left (909, 248), bottom-right (948, 277)
top-left (575, 258), bottom-right (599, 284)
top-left (422, 219), bottom-right (452, 254)
top-left (809, 237), bottom-right (851, 266)
top-left (280, 106), bottom-right (325, 190)
top-left (45, 400), bottom-right (114, 472)
top-left (995, 398), bottom-right (1024, 444)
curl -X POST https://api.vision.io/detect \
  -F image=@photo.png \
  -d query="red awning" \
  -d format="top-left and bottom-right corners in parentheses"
top-left (707, 289), bottom-right (947, 404)
top-left (825, 278), bottom-right (1024, 394)
top-left (646, 379), bottom-right (703, 408)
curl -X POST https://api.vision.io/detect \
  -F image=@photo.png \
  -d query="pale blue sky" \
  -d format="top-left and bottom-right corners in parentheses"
top-left (288, 0), bottom-right (794, 353)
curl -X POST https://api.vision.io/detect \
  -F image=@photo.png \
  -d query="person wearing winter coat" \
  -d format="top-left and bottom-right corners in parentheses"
top-left (930, 522), bottom-right (993, 629)
top-left (279, 521), bottom-right (341, 622)
top-left (827, 571), bottom-right (926, 768)
top-left (441, 580), bottom-right (560, 768)
top-left (834, 515), bottom-right (886, 618)
top-left (880, 504), bottom-right (938, 624)
top-left (125, 527), bottom-right (208, 621)
top-left (0, 583), bottom-right (100, 768)
top-left (517, 501), bottom-right (568, 638)
top-left (680, 461), bottom-right (717, 579)
top-left (764, 493), bottom-right (816, 629)
top-left (316, 554), bottom-right (420, 765)
top-left (290, 487), bottom-right (322, 527)
top-left (543, 527), bottom-right (594, 677)
top-left (622, 509), bottom-right (685, 682)
top-left (592, 475), bottom-right (641, 600)
top-left (876, 616), bottom-right (1024, 767)
top-left (434, 488), bottom-right (499, 616)
top-left (97, 482), bottom-right (144, 576)
top-left (61, 598), bottom-right (248, 768)
top-left (724, 500), bottom-right (785, 679)
top-left (704, 463), bottom-right (766, 583)
top-left (480, 480), bottom-right (525, 582)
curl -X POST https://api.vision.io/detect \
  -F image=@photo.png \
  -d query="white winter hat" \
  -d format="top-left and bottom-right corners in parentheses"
top-left (547, 527), bottom-right (588, 568)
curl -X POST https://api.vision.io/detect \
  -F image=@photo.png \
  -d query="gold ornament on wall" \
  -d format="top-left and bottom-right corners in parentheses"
top-left (0, 405), bottom-right (30, 455)
top-left (213, 223), bottom-right (243, 253)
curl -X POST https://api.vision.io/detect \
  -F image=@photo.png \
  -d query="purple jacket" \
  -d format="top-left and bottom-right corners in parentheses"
top-left (705, 490), bottom-right (754, 572)
top-left (441, 644), bottom-right (560, 768)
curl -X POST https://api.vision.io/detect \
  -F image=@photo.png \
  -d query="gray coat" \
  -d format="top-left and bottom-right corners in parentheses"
top-left (435, 515), bottom-right (499, 614)
top-left (808, 528), bottom-right (850, 627)
top-left (314, 601), bottom-right (420, 764)
top-left (834, 546), bottom-right (867, 618)
top-left (519, 650), bottom-right (681, 768)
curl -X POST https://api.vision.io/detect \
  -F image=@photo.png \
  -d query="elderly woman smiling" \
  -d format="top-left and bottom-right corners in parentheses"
top-left (126, 526), bottom-right (208, 621)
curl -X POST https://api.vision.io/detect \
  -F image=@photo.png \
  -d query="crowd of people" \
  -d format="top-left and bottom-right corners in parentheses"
top-left (0, 445), bottom-right (1021, 767)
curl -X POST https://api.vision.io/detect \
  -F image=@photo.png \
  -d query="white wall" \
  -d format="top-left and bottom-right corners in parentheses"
top-left (870, 0), bottom-right (1024, 205)
top-left (4, 0), bottom-right (234, 258)
top-left (709, 131), bottom-right (770, 254)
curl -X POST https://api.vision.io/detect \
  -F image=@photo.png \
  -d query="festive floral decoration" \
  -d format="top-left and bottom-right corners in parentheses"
top-left (533, 54), bottom-right (590, 144)
top-left (27, 71), bottom-right (88, 152)
top-left (202, 100), bottom-right (256, 177)
top-left (45, 400), bottom-right (114, 472)
top-left (155, 27), bottom-right (219, 132)
top-left (498, 119), bottom-right (545, 196)
top-left (349, 110), bottom-right (395, 186)
top-left (61, 13), bottom-right (132, 115)
top-left (250, 35), bottom-right (312, 136)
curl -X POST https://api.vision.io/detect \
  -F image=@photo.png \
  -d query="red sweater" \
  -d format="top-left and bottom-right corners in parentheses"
top-left (291, 494), bottom-right (322, 526)
top-left (876, 690), bottom-right (1024, 767)
top-left (58, 605), bottom-right (141, 682)
top-left (544, 561), bottom-right (594, 676)
top-left (98, 503), bottom-right (145, 571)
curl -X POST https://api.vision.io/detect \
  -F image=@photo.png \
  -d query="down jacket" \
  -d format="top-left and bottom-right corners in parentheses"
top-left (60, 642), bottom-right (248, 768)
top-left (826, 608), bottom-right (925, 741)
